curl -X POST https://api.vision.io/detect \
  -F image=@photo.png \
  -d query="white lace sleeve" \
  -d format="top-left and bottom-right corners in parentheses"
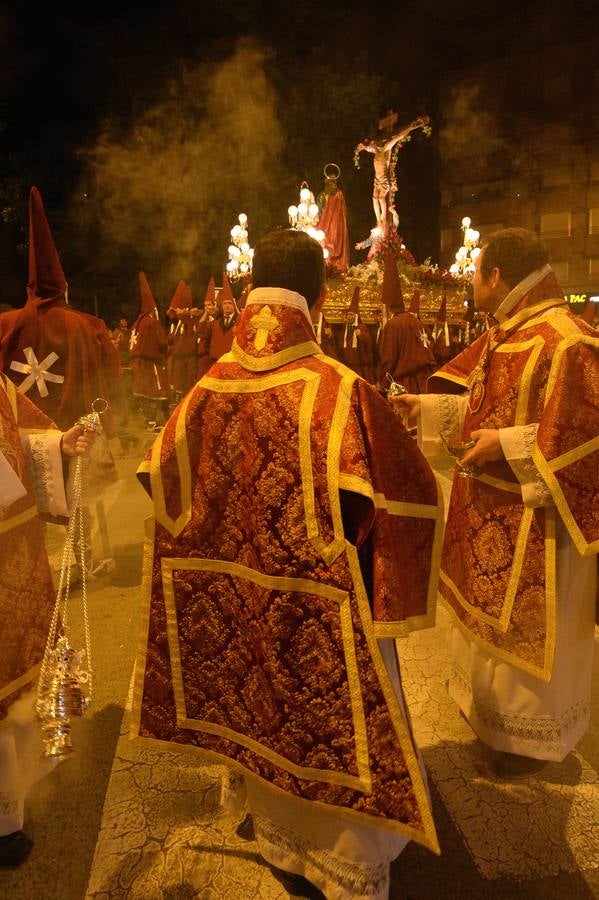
top-left (418, 393), bottom-right (469, 456)
top-left (21, 431), bottom-right (69, 517)
top-left (498, 424), bottom-right (554, 508)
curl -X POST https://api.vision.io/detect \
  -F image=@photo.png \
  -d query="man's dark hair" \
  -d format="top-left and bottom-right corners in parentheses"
top-left (480, 228), bottom-right (550, 289)
top-left (252, 229), bottom-right (325, 307)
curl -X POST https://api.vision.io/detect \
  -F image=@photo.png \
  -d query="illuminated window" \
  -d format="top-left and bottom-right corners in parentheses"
top-left (589, 208), bottom-right (599, 235)
top-left (540, 212), bottom-right (571, 238)
top-left (588, 257), bottom-right (599, 277)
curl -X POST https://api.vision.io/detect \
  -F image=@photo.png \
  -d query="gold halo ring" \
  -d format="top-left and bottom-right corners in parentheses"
top-left (324, 163), bottom-right (340, 181)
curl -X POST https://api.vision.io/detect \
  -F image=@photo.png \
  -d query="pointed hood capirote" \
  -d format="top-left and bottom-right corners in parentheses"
top-left (409, 289), bottom-right (421, 316)
top-left (0, 189), bottom-right (120, 430)
top-left (204, 276), bottom-right (216, 305)
top-left (220, 271), bottom-right (238, 312)
top-left (139, 271), bottom-right (158, 316)
top-left (27, 187), bottom-right (68, 307)
top-left (348, 285), bottom-right (360, 316)
top-left (381, 254), bottom-right (405, 313)
top-left (169, 280), bottom-right (193, 312)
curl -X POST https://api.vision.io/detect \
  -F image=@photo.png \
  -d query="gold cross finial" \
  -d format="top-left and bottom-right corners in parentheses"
top-left (250, 305), bottom-right (279, 351)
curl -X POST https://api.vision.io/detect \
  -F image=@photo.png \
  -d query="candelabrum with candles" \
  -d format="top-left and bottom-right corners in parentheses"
top-left (226, 213), bottom-right (254, 282)
top-left (449, 216), bottom-right (481, 279)
top-left (287, 182), bottom-right (329, 260)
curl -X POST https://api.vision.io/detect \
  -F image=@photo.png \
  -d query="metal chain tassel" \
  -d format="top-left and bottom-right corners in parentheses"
top-left (35, 400), bottom-right (107, 758)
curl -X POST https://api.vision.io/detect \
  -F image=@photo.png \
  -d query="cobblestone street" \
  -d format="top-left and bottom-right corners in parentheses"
top-left (2, 431), bottom-right (598, 900)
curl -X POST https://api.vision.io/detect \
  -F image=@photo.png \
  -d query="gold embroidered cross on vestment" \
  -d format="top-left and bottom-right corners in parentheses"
top-left (250, 305), bottom-right (280, 351)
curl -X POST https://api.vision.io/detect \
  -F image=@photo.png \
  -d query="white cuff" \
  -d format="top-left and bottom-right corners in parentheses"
top-left (498, 425), bottom-right (553, 508)
top-left (21, 431), bottom-right (69, 517)
top-left (418, 393), bottom-right (468, 456)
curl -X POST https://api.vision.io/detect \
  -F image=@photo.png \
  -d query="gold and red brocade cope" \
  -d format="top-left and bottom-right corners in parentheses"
top-left (430, 283), bottom-right (599, 676)
top-left (135, 297), bottom-right (441, 847)
top-left (0, 378), bottom-right (57, 718)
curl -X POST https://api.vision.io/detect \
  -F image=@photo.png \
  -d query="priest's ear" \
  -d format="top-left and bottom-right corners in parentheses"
top-left (486, 266), bottom-right (502, 290)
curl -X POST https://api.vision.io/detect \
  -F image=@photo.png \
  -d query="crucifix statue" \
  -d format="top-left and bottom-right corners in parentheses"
top-left (354, 113), bottom-right (431, 233)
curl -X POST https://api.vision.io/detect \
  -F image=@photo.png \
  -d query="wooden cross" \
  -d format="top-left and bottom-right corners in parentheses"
top-left (379, 109), bottom-right (398, 132)
top-left (250, 305), bottom-right (279, 351)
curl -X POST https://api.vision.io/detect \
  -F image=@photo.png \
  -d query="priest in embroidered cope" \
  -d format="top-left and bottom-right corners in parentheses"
top-left (0, 374), bottom-right (93, 866)
top-left (134, 230), bottom-right (443, 898)
top-left (394, 228), bottom-right (599, 770)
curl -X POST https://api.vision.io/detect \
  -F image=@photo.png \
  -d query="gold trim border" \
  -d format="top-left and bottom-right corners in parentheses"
top-left (311, 367), bottom-right (356, 566)
top-left (231, 338), bottom-right (322, 372)
top-left (548, 435), bottom-right (599, 473)
top-left (346, 545), bottom-right (440, 853)
top-left (440, 505), bottom-right (556, 681)
top-left (532, 332), bottom-right (599, 557)
top-left (150, 389), bottom-right (196, 537)
top-left (131, 731), bottom-right (440, 852)
top-left (495, 335), bottom-right (544, 426)
top-left (439, 504), bottom-right (532, 635)
top-left (0, 505), bottom-right (37, 535)
top-left (3, 374), bottom-right (18, 419)
top-left (338, 473), bottom-right (375, 502)
top-left (160, 555), bottom-right (372, 793)
top-left (129, 516), bottom-right (156, 741)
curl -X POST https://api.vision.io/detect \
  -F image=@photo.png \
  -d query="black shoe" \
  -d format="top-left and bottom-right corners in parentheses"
top-left (0, 831), bottom-right (33, 867)
top-left (271, 866), bottom-right (326, 899)
top-left (235, 813), bottom-right (255, 841)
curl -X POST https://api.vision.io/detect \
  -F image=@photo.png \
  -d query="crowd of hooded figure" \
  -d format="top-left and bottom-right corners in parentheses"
top-left (0, 188), bottom-right (597, 899)
top-left (110, 257), bottom-right (490, 434)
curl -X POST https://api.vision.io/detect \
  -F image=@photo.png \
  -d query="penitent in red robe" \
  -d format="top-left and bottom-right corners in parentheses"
top-left (339, 321), bottom-right (377, 383)
top-left (129, 311), bottom-right (168, 400)
top-left (204, 312), bottom-right (238, 370)
top-left (167, 318), bottom-right (197, 396)
top-left (0, 187), bottom-right (119, 432)
top-left (377, 311), bottom-right (437, 391)
top-left (1, 301), bottom-right (120, 433)
top-left (133, 287), bottom-right (443, 852)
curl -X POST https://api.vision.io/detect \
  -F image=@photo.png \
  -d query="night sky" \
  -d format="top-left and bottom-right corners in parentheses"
top-left (0, 0), bottom-right (597, 321)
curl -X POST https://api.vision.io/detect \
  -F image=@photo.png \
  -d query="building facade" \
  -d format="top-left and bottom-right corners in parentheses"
top-left (439, 40), bottom-right (599, 313)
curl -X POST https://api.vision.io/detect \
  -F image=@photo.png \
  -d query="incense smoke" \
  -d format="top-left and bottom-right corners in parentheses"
top-left (440, 82), bottom-right (505, 161)
top-left (78, 40), bottom-right (284, 305)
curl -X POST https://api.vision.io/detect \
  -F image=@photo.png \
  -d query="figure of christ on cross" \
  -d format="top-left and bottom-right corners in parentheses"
top-left (355, 113), bottom-right (430, 233)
